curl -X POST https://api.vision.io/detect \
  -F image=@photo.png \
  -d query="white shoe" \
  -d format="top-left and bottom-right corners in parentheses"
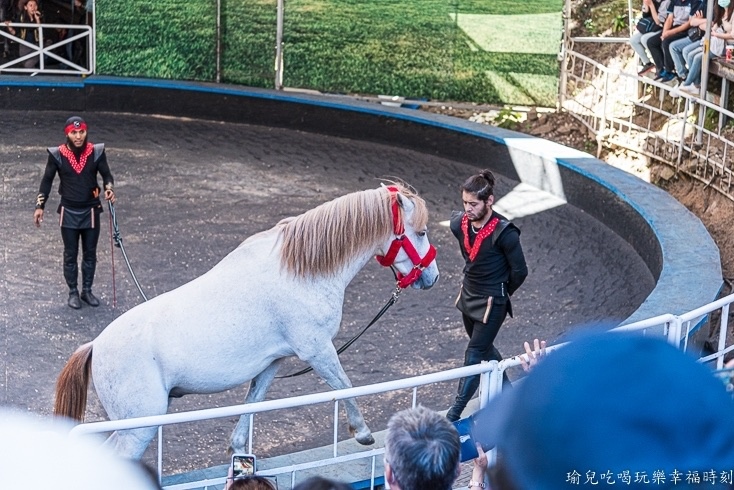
top-left (680, 84), bottom-right (700, 96)
top-left (670, 83), bottom-right (681, 98)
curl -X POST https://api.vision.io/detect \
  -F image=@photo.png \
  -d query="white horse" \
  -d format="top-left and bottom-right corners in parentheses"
top-left (54, 184), bottom-right (439, 459)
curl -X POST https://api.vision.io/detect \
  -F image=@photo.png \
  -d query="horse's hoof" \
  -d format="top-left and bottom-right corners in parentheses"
top-left (356, 432), bottom-right (375, 445)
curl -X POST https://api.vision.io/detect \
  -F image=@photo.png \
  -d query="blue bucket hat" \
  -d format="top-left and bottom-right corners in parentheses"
top-left (472, 332), bottom-right (734, 489)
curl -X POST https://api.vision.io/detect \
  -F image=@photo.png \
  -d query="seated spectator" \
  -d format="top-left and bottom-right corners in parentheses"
top-left (668, 3), bottom-right (708, 83)
top-left (384, 405), bottom-right (473, 490)
top-left (0, 407), bottom-right (160, 489)
top-left (471, 331), bottom-right (734, 489)
top-left (648, 0), bottom-right (701, 82)
top-left (293, 476), bottom-right (352, 490)
top-left (630, 0), bottom-right (671, 75)
top-left (3, 0), bottom-right (42, 68)
top-left (673, 0), bottom-right (732, 96)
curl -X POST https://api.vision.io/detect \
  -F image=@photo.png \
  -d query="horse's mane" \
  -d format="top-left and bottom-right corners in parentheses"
top-left (279, 184), bottom-right (429, 278)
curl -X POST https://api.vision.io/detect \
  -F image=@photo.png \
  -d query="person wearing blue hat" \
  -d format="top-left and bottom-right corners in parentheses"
top-left (33, 116), bottom-right (116, 309)
top-left (471, 332), bottom-right (734, 489)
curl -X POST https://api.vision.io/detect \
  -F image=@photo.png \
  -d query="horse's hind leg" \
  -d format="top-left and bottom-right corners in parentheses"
top-left (104, 427), bottom-right (159, 460)
top-left (305, 347), bottom-right (374, 446)
top-left (229, 359), bottom-right (283, 455)
top-left (94, 361), bottom-right (170, 460)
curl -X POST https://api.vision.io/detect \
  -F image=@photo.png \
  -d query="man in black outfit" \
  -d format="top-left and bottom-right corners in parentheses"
top-left (33, 116), bottom-right (116, 309)
top-left (446, 169), bottom-right (528, 422)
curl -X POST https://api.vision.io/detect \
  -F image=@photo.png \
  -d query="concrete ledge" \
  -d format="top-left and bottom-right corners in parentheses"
top-left (0, 75), bottom-right (721, 325)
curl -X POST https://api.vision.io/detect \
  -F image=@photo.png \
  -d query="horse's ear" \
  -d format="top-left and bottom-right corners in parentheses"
top-left (395, 191), bottom-right (415, 214)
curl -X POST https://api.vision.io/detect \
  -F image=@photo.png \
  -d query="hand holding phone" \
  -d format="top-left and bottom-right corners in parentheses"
top-left (231, 453), bottom-right (256, 478)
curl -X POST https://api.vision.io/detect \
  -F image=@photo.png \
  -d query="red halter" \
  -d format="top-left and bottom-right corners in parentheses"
top-left (375, 187), bottom-right (437, 289)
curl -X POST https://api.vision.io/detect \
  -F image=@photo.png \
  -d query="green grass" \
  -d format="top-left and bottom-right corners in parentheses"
top-left (96, 0), bottom-right (563, 105)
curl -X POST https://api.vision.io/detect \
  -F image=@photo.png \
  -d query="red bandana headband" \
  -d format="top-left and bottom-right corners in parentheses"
top-left (65, 120), bottom-right (88, 134)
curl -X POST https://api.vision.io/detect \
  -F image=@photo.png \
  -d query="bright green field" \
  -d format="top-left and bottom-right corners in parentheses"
top-left (96, 0), bottom-right (563, 105)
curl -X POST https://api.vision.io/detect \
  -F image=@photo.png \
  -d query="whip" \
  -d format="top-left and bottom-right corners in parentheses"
top-left (108, 201), bottom-right (148, 305)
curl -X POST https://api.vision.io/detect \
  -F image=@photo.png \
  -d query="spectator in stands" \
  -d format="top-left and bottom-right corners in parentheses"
top-left (0, 0), bottom-right (12, 59)
top-left (667, 3), bottom-right (708, 82)
top-left (631, 0), bottom-right (671, 75)
top-left (3, 0), bottom-right (42, 68)
top-left (673, 0), bottom-right (732, 96)
top-left (224, 465), bottom-right (276, 490)
top-left (292, 476), bottom-right (352, 490)
top-left (471, 331), bottom-right (734, 489)
top-left (647, 0), bottom-right (700, 81)
top-left (228, 478), bottom-right (276, 490)
top-left (384, 406), bottom-right (461, 490)
top-left (518, 338), bottom-right (546, 372)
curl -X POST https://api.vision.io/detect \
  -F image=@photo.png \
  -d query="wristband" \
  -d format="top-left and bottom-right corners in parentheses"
top-left (469, 481), bottom-right (486, 488)
top-left (35, 193), bottom-right (46, 209)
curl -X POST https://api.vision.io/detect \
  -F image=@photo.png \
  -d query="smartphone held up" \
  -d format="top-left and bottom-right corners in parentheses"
top-left (232, 454), bottom-right (256, 478)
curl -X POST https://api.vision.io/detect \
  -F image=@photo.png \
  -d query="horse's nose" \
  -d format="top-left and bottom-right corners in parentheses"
top-left (414, 272), bottom-right (439, 290)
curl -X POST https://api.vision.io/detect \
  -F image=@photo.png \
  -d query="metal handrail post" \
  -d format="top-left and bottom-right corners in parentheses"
top-left (559, 0), bottom-right (572, 110)
top-left (677, 98), bottom-right (690, 169)
top-left (216, 0), bottom-right (221, 83)
top-left (275, 0), bottom-right (285, 89)
top-left (697, 0), bottom-right (716, 144)
top-left (597, 70), bottom-right (610, 157)
top-left (717, 304), bottom-right (730, 369)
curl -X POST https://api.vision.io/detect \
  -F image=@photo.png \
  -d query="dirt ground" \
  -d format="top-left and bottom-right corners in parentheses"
top-left (0, 109), bottom-right (655, 475)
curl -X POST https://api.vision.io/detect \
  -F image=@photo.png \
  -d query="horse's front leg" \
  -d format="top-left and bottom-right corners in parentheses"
top-left (229, 359), bottom-right (283, 455)
top-left (304, 345), bottom-right (375, 446)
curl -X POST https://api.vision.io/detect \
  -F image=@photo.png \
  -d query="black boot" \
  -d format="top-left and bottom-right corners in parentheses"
top-left (446, 375), bottom-right (481, 422)
top-left (68, 289), bottom-right (81, 309)
top-left (446, 350), bottom-right (484, 422)
top-left (81, 289), bottom-right (99, 307)
top-left (81, 254), bottom-right (99, 306)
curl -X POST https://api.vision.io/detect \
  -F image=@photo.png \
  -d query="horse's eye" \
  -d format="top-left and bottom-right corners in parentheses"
top-left (417, 230), bottom-right (427, 237)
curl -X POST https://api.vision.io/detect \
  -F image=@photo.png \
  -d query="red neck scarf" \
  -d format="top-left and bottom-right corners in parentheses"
top-left (461, 213), bottom-right (499, 262)
top-left (59, 143), bottom-right (93, 174)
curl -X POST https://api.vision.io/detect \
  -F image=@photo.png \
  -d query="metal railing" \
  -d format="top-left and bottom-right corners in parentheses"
top-left (0, 22), bottom-right (94, 75)
top-left (65, 291), bottom-right (734, 489)
top-left (560, 39), bottom-right (734, 201)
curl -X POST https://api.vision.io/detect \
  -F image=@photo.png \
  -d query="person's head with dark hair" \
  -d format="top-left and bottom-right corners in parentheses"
top-left (383, 405), bottom-right (461, 490)
top-left (460, 169), bottom-right (496, 227)
top-left (292, 475), bottom-right (352, 490)
top-left (472, 331), bottom-right (734, 489)
top-left (460, 169), bottom-right (495, 203)
top-left (227, 475), bottom-right (276, 490)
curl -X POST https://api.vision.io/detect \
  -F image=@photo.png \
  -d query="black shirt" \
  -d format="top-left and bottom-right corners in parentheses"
top-left (450, 211), bottom-right (528, 297)
top-left (37, 142), bottom-right (113, 210)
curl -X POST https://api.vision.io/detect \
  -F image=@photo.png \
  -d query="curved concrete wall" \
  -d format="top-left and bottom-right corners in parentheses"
top-left (0, 75), bottom-right (722, 326)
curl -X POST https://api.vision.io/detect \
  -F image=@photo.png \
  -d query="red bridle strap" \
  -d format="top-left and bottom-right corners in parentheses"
top-left (375, 186), bottom-right (437, 289)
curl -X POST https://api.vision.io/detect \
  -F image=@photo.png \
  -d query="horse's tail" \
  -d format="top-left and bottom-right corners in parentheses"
top-left (54, 342), bottom-right (93, 422)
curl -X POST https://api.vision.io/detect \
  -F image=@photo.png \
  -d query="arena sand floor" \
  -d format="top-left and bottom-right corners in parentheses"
top-left (0, 109), bottom-right (654, 474)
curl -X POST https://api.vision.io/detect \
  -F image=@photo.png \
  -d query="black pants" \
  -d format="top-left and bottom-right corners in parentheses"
top-left (462, 299), bottom-right (508, 367)
top-left (61, 225), bottom-right (100, 292)
top-left (647, 30), bottom-right (687, 73)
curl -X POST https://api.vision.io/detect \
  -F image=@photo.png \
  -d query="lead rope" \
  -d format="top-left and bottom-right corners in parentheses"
top-left (108, 201), bottom-right (149, 304)
top-left (277, 285), bottom-right (403, 379)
